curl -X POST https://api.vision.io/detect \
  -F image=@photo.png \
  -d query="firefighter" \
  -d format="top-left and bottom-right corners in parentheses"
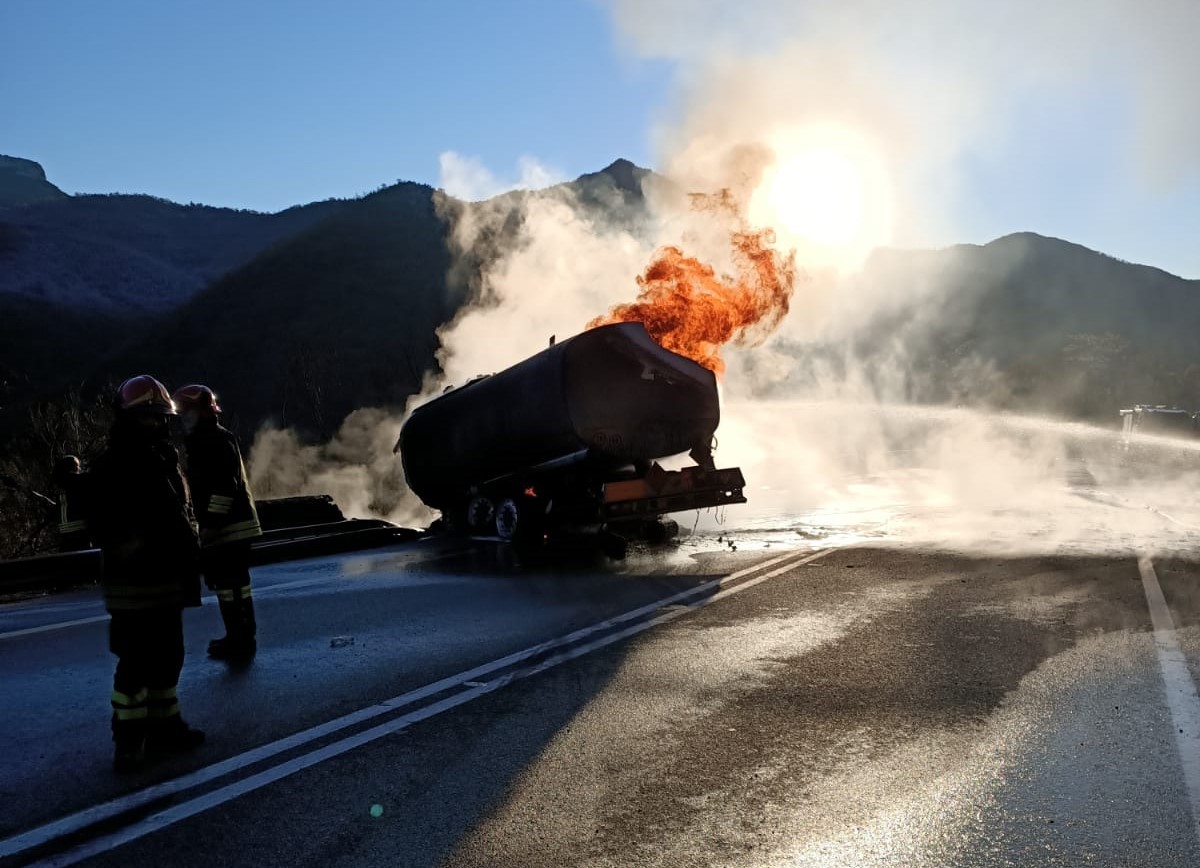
top-left (53, 454), bottom-right (90, 552)
top-left (172, 384), bottom-right (262, 662)
top-left (87, 375), bottom-right (205, 772)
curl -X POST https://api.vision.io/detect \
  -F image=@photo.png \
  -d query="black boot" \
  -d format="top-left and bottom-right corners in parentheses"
top-left (209, 594), bottom-right (256, 661)
top-left (210, 597), bottom-right (240, 652)
top-left (145, 717), bottom-right (205, 757)
top-left (113, 738), bottom-right (145, 773)
top-left (111, 692), bottom-right (147, 773)
top-left (241, 595), bottom-right (257, 641)
top-left (207, 635), bottom-right (256, 661)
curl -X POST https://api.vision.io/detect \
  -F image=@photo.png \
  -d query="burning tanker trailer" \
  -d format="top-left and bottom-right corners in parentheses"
top-left (395, 322), bottom-right (747, 556)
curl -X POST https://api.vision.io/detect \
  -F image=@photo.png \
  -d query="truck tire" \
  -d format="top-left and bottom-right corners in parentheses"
top-left (645, 518), bottom-right (679, 544)
top-left (600, 530), bottom-right (628, 560)
top-left (467, 496), bottom-right (495, 533)
top-left (495, 498), bottom-right (520, 540)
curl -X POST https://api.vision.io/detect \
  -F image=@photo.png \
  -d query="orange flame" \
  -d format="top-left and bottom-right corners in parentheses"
top-left (587, 191), bottom-right (796, 375)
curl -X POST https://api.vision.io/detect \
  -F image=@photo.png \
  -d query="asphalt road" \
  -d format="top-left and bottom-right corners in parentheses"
top-left (1, 532), bottom-right (1199, 867)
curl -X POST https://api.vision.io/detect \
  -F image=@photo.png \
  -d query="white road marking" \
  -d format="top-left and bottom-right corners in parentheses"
top-left (1145, 508), bottom-right (1200, 534)
top-left (0, 547), bottom-right (467, 641)
top-left (0, 613), bottom-right (110, 640)
top-left (0, 573), bottom-right (378, 641)
top-left (1138, 555), bottom-right (1200, 843)
top-left (0, 598), bottom-right (245, 640)
top-left (1082, 489), bottom-right (1200, 534)
top-left (1, 547), bottom-right (831, 864)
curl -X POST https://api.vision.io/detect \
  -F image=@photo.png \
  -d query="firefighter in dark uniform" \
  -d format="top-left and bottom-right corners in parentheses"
top-left (173, 384), bottom-right (262, 662)
top-left (53, 454), bottom-right (91, 552)
top-left (87, 375), bottom-right (205, 772)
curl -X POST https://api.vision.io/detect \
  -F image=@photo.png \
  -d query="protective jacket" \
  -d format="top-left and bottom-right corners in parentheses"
top-left (183, 420), bottom-right (262, 546)
top-left (87, 424), bottom-right (201, 612)
top-left (56, 472), bottom-right (91, 549)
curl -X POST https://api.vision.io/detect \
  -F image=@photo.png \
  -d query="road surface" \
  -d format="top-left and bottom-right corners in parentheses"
top-left (2, 528), bottom-right (1199, 867)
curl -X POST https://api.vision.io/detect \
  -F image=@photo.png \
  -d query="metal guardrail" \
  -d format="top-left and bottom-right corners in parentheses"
top-left (0, 549), bottom-right (103, 595)
top-left (0, 519), bottom-right (424, 597)
top-left (249, 521), bottom-right (422, 565)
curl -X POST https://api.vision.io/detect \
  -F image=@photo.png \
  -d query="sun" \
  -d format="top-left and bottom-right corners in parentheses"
top-left (766, 150), bottom-right (865, 246)
top-left (748, 125), bottom-right (893, 270)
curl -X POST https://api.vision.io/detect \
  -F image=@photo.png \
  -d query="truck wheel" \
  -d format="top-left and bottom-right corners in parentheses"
top-left (645, 518), bottom-right (679, 545)
top-left (600, 530), bottom-right (628, 560)
top-left (495, 498), bottom-right (520, 541)
top-left (466, 496), bottom-right (495, 533)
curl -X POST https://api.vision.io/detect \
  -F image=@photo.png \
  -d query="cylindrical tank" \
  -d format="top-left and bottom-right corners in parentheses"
top-left (397, 323), bottom-right (720, 510)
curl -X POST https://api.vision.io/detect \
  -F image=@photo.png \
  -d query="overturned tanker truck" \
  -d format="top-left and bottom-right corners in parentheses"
top-left (395, 322), bottom-right (746, 556)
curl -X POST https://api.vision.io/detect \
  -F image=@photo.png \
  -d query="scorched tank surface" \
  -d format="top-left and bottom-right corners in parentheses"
top-left (397, 323), bottom-right (720, 511)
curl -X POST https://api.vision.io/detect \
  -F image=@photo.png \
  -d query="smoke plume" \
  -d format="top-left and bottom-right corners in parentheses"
top-left (249, 0), bottom-right (1200, 557)
top-left (438, 152), bottom-right (565, 202)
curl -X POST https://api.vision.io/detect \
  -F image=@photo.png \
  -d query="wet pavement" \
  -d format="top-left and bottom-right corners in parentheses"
top-left (1, 530), bottom-right (1199, 867)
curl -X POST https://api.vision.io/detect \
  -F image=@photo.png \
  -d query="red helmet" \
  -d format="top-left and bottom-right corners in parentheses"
top-left (172, 383), bottom-right (221, 415)
top-left (116, 375), bottom-right (176, 415)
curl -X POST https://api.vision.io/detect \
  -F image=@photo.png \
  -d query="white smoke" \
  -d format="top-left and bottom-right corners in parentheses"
top-left (434, 186), bottom-right (654, 384)
top-left (614, 0), bottom-right (1200, 194)
top-left (607, 0), bottom-right (1200, 346)
top-left (247, 408), bottom-right (432, 527)
top-left (249, 1), bottom-right (1200, 556)
top-left (710, 400), bottom-right (1200, 558)
top-left (438, 152), bottom-right (565, 202)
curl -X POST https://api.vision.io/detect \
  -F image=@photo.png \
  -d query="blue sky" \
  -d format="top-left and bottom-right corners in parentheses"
top-left (2, 0), bottom-right (1197, 278)
top-left (1, 1), bottom-right (670, 206)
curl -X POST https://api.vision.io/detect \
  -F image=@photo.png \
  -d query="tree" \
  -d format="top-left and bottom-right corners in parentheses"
top-left (0, 388), bottom-right (111, 558)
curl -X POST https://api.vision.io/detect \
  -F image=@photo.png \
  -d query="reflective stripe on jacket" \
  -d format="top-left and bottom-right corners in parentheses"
top-left (183, 421), bottom-right (262, 547)
top-left (57, 498), bottom-right (88, 534)
top-left (56, 474), bottom-right (90, 536)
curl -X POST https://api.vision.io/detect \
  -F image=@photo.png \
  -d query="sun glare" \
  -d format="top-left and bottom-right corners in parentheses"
top-left (767, 150), bottom-right (865, 246)
top-left (749, 125), bottom-right (893, 270)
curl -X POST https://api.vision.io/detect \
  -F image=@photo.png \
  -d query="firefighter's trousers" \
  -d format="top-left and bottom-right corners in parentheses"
top-left (109, 609), bottom-right (186, 748)
top-left (201, 541), bottom-right (256, 642)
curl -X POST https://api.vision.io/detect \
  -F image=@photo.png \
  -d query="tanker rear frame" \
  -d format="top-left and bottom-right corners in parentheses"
top-left (456, 451), bottom-right (747, 555)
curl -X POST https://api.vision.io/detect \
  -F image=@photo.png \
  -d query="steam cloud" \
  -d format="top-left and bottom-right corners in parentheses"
top-left (614, 0), bottom-right (1200, 197)
top-left (437, 152), bottom-right (565, 202)
top-left (247, 407), bottom-right (430, 527)
top-left (248, 0), bottom-right (1200, 557)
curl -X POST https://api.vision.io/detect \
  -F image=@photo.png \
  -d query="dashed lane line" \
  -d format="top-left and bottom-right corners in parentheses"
top-left (1, 547), bottom-right (831, 864)
top-left (1138, 555), bottom-right (1200, 845)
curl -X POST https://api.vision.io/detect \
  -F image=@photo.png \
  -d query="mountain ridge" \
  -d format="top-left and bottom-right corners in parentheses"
top-left (2, 156), bottom-right (1197, 434)
top-left (0, 155), bottom-right (66, 206)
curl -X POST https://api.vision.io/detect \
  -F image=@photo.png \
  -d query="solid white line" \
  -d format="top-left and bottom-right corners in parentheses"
top-left (1138, 555), bottom-right (1200, 844)
top-left (1145, 507), bottom-right (1200, 534)
top-left (0, 548), bottom-right (466, 641)
top-left (1081, 490), bottom-right (1200, 535)
top-left (0, 614), bottom-right (110, 640)
top-left (26, 547), bottom-right (832, 868)
top-left (0, 596), bottom-right (242, 640)
top-left (0, 547), bottom-right (826, 861)
top-left (0, 573), bottom-right (376, 641)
